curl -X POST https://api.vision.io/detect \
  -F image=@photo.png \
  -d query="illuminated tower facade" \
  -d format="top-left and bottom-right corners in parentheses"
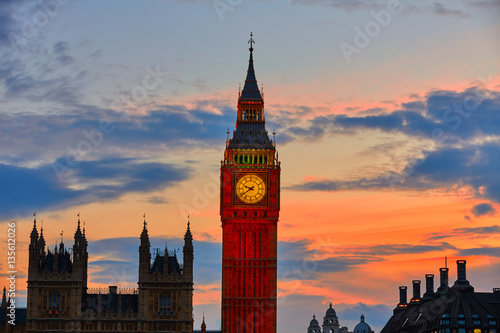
top-left (220, 34), bottom-right (280, 333)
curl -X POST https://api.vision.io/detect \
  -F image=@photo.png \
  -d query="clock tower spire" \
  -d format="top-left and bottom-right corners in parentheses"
top-left (220, 33), bottom-right (280, 333)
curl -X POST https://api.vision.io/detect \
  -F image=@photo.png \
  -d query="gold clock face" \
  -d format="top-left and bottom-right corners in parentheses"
top-left (235, 174), bottom-right (267, 204)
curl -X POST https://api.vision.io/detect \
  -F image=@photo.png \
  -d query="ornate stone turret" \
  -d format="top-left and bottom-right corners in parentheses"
top-left (307, 314), bottom-right (321, 333)
top-left (138, 214), bottom-right (151, 281)
top-left (73, 214), bottom-right (88, 290)
top-left (28, 213), bottom-right (39, 275)
top-left (183, 218), bottom-right (194, 277)
top-left (201, 313), bottom-right (207, 333)
top-left (1, 287), bottom-right (6, 308)
top-left (137, 215), bottom-right (194, 331)
top-left (322, 302), bottom-right (340, 333)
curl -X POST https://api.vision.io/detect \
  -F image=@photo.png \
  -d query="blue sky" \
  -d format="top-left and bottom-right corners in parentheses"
top-left (1, 1), bottom-right (500, 332)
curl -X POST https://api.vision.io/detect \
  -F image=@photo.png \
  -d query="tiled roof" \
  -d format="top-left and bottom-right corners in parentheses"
top-left (239, 49), bottom-right (262, 102)
top-left (227, 123), bottom-right (274, 150)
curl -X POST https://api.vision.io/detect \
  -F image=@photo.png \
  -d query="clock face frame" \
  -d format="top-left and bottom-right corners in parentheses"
top-left (234, 173), bottom-right (267, 204)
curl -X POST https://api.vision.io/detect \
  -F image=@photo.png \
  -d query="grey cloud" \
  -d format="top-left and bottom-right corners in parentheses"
top-left (459, 247), bottom-right (500, 257)
top-left (425, 225), bottom-right (500, 241)
top-left (471, 203), bottom-right (496, 217)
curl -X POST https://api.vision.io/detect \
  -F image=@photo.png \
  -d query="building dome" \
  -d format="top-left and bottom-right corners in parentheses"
top-left (326, 302), bottom-right (337, 316)
top-left (323, 302), bottom-right (340, 329)
top-left (307, 314), bottom-right (321, 333)
top-left (353, 315), bottom-right (373, 333)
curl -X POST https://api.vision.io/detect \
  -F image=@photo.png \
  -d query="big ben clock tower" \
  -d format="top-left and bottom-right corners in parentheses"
top-left (220, 33), bottom-right (280, 333)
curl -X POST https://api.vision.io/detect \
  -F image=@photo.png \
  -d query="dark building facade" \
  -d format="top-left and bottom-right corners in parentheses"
top-left (382, 260), bottom-right (500, 333)
top-left (25, 215), bottom-right (193, 332)
top-left (220, 33), bottom-right (281, 333)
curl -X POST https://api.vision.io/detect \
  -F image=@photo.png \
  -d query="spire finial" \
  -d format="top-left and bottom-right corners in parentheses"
top-left (77, 212), bottom-right (81, 228)
top-left (33, 211), bottom-right (37, 225)
top-left (143, 213), bottom-right (147, 228)
top-left (329, 302), bottom-right (332, 308)
top-left (83, 221), bottom-right (86, 236)
top-left (248, 32), bottom-right (255, 54)
top-left (187, 214), bottom-right (190, 230)
top-left (60, 230), bottom-right (63, 243)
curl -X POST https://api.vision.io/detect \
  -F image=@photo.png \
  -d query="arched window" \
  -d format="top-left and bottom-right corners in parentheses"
top-left (242, 110), bottom-right (245, 121)
top-left (159, 293), bottom-right (171, 316)
top-left (239, 156), bottom-right (243, 164)
top-left (244, 138), bottom-right (248, 144)
top-left (264, 156), bottom-right (268, 164)
top-left (259, 156), bottom-right (263, 164)
top-left (49, 291), bottom-right (60, 312)
top-left (255, 138), bottom-right (258, 144)
top-left (244, 155), bottom-right (248, 164)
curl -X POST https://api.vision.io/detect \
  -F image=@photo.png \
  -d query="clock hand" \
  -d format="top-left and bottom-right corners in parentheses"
top-left (240, 187), bottom-right (253, 196)
top-left (244, 185), bottom-right (255, 190)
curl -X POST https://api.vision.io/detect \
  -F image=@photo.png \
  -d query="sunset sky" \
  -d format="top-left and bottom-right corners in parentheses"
top-left (1, 0), bottom-right (500, 332)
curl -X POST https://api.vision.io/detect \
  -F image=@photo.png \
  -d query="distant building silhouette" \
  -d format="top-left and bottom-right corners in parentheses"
top-left (352, 315), bottom-right (373, 333)
top-left (381, 260), bottom-right (500, 333)
top-left (307, 303), bottom-right (369, 333)
top-left (24, 215), bottom-right (193, 332)
top-left (193, 314), bottom-right (221, 333)
top-left (1, 286), bottom-right (27, 332)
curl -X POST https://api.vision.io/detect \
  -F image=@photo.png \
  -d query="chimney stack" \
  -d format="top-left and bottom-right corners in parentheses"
top-left (426, 274), bottom-right (434, 293)
top-left (394, 286), bottom-right (408, 313)
top-left (412, 280), bottom-right (421, 299)
top-left (456, 260), bottom-right (467, 281)
top-left (423, 274), bottom-right (435, 301)
top-left (399, 286), bottom-right (407, 305)
top-left (437, 267), bottom-right (449, 293)
top-left (409, 280), bottom-right (421, 306)
top-left (453, 260), bottom-right (473, 291)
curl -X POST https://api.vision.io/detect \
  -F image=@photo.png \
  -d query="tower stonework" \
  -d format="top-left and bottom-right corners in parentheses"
top-left (220, 34), bottom-right (280, 333)
top-left (26, 215), bottom-right (88, 331)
